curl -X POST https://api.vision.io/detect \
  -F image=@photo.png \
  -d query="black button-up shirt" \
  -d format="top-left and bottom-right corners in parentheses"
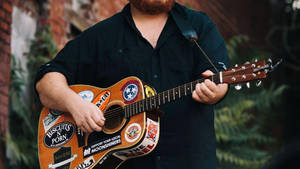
top-left (36, 3), bottom-right (230, 169)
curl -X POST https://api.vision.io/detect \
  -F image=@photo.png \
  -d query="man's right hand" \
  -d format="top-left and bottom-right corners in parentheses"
top-left (36, 72), bottom-right (105, 134)
top-left (66, 95), bottom-right (106, 133)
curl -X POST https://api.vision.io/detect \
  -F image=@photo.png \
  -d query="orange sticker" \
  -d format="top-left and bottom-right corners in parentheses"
top-left (93, 90), bottom-right (111, 111)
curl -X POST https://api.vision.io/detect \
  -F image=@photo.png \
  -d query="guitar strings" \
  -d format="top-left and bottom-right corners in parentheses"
top-left (100, 65), bottom-right (255, 120)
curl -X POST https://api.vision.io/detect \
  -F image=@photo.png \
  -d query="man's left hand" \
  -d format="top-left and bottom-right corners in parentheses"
top-left (192, 70), bottom-right (228, 104)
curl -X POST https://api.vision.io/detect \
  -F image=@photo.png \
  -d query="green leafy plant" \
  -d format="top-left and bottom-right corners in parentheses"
top-left (215, 35), bottom-right (286, 169)
top-left (7, 27), bottom-right (57, 169)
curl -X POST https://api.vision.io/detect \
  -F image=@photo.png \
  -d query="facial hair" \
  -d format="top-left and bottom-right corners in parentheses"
top-left (129, 0), bottom-right (175, 15)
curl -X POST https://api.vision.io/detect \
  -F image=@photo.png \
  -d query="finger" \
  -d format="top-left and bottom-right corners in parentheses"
top-left (192, 90), bottom-right (201, 102)
top-left (80, 125), bottom-right (88, 133)
top-left (200, 82), bottom-right (216, 100)
top-left (92, 109), bottom-right (105, 127)
top-left (87, 116), bottom-right (103, 132)
top-left (204, 79), bottom-right (217, 93)
top-left (195, 83), bottom-right (209, 102)
top-left (201, 70), bottom-right (214, 77)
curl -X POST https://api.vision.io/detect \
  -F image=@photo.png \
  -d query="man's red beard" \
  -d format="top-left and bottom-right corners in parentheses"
top-left (129, 0), bottom-right (175, 15)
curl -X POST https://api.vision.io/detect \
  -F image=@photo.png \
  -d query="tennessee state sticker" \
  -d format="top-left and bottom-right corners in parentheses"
top-left (92, 90), bottom-right (111, 111)
top-left (146, 118), bottom-right (158, 143)
top-left (121, 80), bottom-right (140, 104)
top-left (125, 123), bottom-right (141, 143)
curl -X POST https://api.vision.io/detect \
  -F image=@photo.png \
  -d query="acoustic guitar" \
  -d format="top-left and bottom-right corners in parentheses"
top-left (38, 60), bottom-right (277, 169)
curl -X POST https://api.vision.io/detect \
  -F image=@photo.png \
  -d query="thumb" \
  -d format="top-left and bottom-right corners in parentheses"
top-left (201, 70), bottom-right (214, 77)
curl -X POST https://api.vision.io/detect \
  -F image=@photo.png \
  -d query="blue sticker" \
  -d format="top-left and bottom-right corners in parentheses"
top-left (123, 84), bottom-right (138, 102)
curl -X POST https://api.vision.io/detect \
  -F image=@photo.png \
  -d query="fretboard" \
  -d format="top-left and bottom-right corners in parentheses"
top-left (124, 73), bottom-right (221, 118)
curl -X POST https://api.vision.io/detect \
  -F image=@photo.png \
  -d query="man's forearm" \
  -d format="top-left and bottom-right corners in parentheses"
top-left (36, 72), bottom-right (78, 112)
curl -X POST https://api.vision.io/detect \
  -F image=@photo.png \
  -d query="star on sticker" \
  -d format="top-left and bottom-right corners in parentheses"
top-left (126, 88), bottom-right (131, 93)
top-left (127, 93), bottom-right (133, 99)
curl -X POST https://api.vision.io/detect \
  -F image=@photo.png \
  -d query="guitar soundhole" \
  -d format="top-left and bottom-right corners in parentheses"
top-left (104, 105), bottom-right (124, 130)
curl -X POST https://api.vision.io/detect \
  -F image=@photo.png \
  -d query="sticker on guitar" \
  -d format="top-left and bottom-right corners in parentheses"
top-left (44, 122), bottom-right (75, 148)
top-left (74, 156), bottom-right (95, 169)
top-left (125, 123), bottom-right (141, 143)
top-left (93, 90), bottom-right (111, 110)
top-left (146, 119), bottom-right (158, 143)
top-left (121, 80), bottom-right (139, 104)
top-left (48, 147), bottom-right (77, 169)
top-left (78, 90), bottom-right (94, 103)
top-left (43, 113), bottom-right (64, 133)
top-left (83, 135), bottom-right (121, 158)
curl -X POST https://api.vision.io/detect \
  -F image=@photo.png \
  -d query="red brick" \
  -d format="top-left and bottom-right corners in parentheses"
top-left (3, 2), bottom-right (12, 13)
top-left (0, 52), bottom-right (10, 64)
top-left (0, 30), bottom-right (10, 44)
top-left (0, 63), bottom-right (10, 83)
top-left (0, 22), bottom-right (9, 32)
top-left (0, 10), bottom-right (5, 19)
top-left (5, 12), bottom-right (12, 24)
top-left (0, 83), bottom-right (9, 96)
top-left (0, 103), bottom-right (8, 116)
top-left (0, 93), bottom-right (8, 107)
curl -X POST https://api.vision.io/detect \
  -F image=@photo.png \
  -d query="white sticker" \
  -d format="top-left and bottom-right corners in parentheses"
top-left (74, 156), bottom-right (95, 169)
top-left (146, 118), bottom-right (159, 143)
top-left (43, 113), bottom-right (63, 133)
top-left (78, 90), bottom-right (94, 103)
top-left (125, 123), bottom-right (141, 143)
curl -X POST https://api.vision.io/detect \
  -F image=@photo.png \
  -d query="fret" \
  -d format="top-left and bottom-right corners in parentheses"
top-left (129, 104), bottom-right (133, 117)
top-left (124, 106), bottom-right (128, 118)
top-left (211, 75), bottom-right (214, 83)
top-left (135, 102), bottom-right (138, 115)
top-left (158, 94), bottom-right (161, 106)
top-left (190, 82), bottom-right (193, 92)
top-left (146, 98), bottom-right (148, 111)
top-left (178, 87), bottom-right (181, 98)
top-left (149, 96), bottom-right (152, 109)
top-left (138, 101), bottom-right (141, 112)
top-left (173, 88), bottom-right (175, 100)
top-left (184, 84), bottom-right (187, 95)
top-left (167, 90), bottom-right (170, 102)
top-left (153, 96), bottom-right (156, 108)
top-left (162, 92), bottom-right (165, 104)
top-left (142, 100), bottom-right (145, 112)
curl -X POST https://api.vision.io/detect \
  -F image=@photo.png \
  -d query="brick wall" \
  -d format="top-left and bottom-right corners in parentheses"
top-left (0, 0), bottom-right (13, 168)
top-left (0, 0), bottom-right (12, 135)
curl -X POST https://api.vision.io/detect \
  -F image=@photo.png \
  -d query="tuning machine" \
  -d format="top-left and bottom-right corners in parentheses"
top-left (234, 84), bottom-right (242, 90)
top-left (256, 80), bottom-right (262, 87)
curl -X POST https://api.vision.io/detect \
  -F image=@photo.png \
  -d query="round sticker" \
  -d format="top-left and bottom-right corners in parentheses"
top-left (123, 84), bottom-right (138, 102)
top-left (125, 123), bottom-right (141, 143)
top-left (78, 90), bottom-right (94, 103)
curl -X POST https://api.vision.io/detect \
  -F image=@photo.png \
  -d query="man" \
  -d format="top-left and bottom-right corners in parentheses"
top-left (35, 0), bottom-right (230, 169)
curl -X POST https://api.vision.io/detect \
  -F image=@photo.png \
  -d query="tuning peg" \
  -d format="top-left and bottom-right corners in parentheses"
top-left (255, 58), bottom-right (258, 62)
top-left (235, 64), bottom-right (238, 67)
top-left (234, 84), bottom-right (242, 90)
top-left (256, 80), bottom-right (262, 87)
top-left (244, 61), bottom-right (250, 64)
top-left (246, 82), bottom-right (251, 88)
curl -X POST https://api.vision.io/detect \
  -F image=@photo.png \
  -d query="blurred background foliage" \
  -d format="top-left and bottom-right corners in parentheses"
top-left (7, 27), bottom-right (56, 169)
top-left (6, 0), bottom-right (300, 168)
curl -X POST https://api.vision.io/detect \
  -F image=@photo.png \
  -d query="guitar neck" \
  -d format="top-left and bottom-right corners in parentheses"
top-left (123, 73), bottom-right (222, 118)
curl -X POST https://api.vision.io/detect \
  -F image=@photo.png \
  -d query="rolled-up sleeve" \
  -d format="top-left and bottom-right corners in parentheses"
top-left (34, 39), bottom-right (79, 87)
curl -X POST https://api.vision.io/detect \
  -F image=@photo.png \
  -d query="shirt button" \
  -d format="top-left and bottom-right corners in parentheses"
top-left (153, 74), bottom-right (158, 79)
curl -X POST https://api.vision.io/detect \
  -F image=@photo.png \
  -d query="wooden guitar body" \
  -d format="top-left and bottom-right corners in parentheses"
top-left (38, 77), bottom-right (160, 169)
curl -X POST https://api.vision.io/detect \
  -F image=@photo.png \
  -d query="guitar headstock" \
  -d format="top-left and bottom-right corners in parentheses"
top-left (221, 59), bottom-right (282, 88)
